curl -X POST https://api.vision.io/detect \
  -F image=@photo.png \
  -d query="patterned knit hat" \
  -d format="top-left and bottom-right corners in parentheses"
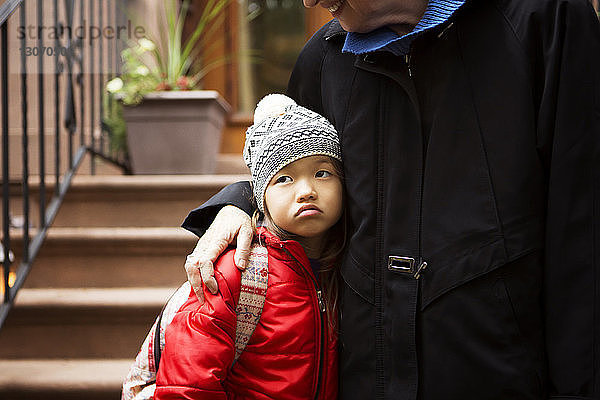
top-left (243, 94), bottom-right (341, 213)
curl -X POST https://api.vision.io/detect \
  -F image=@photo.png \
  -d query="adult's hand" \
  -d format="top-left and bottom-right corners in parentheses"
top-left (185, 205), bottom-right (253, 303)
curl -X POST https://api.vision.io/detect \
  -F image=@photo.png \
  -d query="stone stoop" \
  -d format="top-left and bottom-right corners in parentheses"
top-left (12, 227), bottom-right (197, 288)
top-left (0, 359), bottom-right (133, 400)
top-left (0, 287), bottom-right (175, 359)
top-left (19, 174), bottom-right (250, 228)
top-left (50, 174), bottom-right (250, 228)
top-left (0, 171), bottom-right (248, 399)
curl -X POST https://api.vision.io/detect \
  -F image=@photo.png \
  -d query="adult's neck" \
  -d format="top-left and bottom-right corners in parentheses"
top-left (388, 0), bottom-right (429, 35)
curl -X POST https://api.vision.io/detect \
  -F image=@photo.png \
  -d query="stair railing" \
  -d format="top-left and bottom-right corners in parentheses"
top-left (0, 0), bottom-right (130, 329)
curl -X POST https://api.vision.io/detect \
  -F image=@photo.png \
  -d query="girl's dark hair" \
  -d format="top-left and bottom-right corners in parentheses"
top-left (251, 157), bottom-right (346, 331)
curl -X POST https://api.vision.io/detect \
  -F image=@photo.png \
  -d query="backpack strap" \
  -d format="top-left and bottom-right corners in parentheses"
top-left (122, 282), bottom-right (192, 400)
top-left (154, 281), bottom-right (194, 368)
top-left (153, 302), bottom-right (165, 370)
top-left (152, 281), bottom-right (192, 372)
top-left (234, 243), bottom-right (269, 362)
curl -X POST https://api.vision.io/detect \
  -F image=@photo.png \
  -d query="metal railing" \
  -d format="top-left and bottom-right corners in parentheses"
top-left (0, 0), bottom-right (129, 329)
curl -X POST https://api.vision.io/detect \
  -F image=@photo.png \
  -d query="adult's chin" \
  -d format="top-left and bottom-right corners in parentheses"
top-left (337, 16), bottom-right (380, 34)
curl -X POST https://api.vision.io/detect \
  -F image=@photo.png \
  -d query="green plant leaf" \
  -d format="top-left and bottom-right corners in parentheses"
top-left (110, 0), bottom-right (234, 101)
top-left (181, 0), bottom-right (230, 69)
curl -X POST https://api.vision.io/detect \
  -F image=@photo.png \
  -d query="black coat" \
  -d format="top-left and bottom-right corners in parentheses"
top-left (183, 0), bottom-right (600, 398)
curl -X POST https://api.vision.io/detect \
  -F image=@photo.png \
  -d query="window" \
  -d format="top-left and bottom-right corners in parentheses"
top-left (237, 0), bottom-right (307, 112)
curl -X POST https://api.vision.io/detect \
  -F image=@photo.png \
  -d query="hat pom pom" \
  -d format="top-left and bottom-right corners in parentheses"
top-left (253, 94), bottom-right (297, 125)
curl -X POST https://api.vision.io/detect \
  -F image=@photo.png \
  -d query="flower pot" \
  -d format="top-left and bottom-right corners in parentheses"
top-left (122, 90), bottom-right (230, 174)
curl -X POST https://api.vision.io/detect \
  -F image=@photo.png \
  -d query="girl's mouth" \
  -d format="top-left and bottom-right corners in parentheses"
top-left (296, 205), bottom-right (322, 217)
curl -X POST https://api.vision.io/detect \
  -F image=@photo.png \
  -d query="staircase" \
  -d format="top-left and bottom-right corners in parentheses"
top-left (0, 156), bottom-right (249, 399)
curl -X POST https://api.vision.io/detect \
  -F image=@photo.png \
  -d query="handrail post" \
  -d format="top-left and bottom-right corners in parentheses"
top-left (64, 0), bottom-right (75, 169)
top-left (98, 0), bottom-right (104, 161)
top-left (89, 0), bottom-right (95, 174)
top-left (38, 0), bottom-right (46, 229)
top-left (107, 0), bottom-right (113, 154)
top-left (54, 0), bottom-right (61, 189)
top-left (21, 2), bottom-right (30, 265)
top-left (79, 0), bottom-right (85, 148)
top-left (2, 19), bottom-right (10, 304)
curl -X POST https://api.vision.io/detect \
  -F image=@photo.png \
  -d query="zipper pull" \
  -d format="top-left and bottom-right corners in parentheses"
top-left (405, 54), bottom-right (412, 78)
top-left (316, 290), bottom-right (326, 313)
top-left (414, 261), bottom-right (428, 280)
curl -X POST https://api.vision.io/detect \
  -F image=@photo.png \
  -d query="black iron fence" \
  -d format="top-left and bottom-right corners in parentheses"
top-left (0, 0), bottom-right (129, 329)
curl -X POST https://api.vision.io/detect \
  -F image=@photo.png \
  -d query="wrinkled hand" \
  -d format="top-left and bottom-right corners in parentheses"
top-left (185, 205), bottom-right (253, 303)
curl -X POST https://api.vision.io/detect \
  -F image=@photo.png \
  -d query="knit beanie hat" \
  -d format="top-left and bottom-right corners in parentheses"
top-left (243, 94), bottom-right (341, 213)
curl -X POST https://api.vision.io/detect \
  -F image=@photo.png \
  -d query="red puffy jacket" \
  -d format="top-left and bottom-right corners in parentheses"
top-left (155, 228), bottom-right (338, 400)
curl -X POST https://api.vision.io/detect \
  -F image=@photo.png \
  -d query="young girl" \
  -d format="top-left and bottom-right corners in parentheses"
top-left (154, 94), bottom-right (345, 399)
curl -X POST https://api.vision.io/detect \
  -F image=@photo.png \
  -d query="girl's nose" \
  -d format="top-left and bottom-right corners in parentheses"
top-left (296, 181), bottom-right (317, 202)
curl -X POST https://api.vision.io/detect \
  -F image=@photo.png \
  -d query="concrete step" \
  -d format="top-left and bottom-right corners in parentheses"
top-left (11, 227), bottom-right (198, 288)
top-left (0, 287), bottom-right (178, 359)
top-left (48, 174), bottom-right (249, 228)
top-left (0, 359), bottom-right (131, 400)
top-left (2, 173), bottom-right (249, 228)
top-left (1, 153), bottom-right (249, 228)
top-left (215, 153), bottom-right (249, 175)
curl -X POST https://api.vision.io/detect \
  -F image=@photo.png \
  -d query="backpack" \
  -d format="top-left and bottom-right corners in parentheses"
top-left (122, 243), bottom-right (269, 400)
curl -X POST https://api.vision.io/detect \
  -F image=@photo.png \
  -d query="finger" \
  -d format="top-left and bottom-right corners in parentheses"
top-left (201, 236), bottom-right (231, 267)
top-left (191, 235), bottom-right (208, 256)
top-left (188, 235), bottom-right (227, 296)
top-left (199, 260), bottom-right (218, 294)
top-left (234, 223), bottom-right (253, 270)
top-left (185, 256), bottom-right (205, 304)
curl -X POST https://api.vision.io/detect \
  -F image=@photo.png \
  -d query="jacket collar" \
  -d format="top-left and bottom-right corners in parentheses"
top-left (324, 19), bottom-right (346, 41)
top-left (324, 0), bottom-right (470, 55)
top-left (256, 227), bottom-right (310, 267)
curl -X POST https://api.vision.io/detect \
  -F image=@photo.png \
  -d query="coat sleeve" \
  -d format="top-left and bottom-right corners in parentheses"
top-left (533, 1), bottom-right (600, 398)
top-left (154, 256), bottom-right (240, 399)
top-left (181, 181), bottom-right (254, 238)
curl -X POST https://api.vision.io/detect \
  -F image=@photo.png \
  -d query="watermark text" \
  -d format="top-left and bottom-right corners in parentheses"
top-left (16, 20), bottom-right (146, 42)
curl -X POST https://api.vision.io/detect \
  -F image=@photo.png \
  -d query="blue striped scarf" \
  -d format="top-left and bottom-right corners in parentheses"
top-left (342, 0), bottom-right (466, 55)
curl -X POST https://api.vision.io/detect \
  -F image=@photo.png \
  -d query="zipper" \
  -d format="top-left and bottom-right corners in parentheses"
top-left (280, 246), bottom-right (325, 399)
top-left (316, 289), bottom-right (326, 312)
top-left (410, 45), bottom-right (426, 283)
top-left (314, 296), bottom-right (326, 399)
top-left (374, 83), bottom-right (387, 399)
top-left (407, 42), bottom-right (427, 400)
top-left (402, 47), bottom-right (425, 271)
top-left (355, 48), bottom-right (423, 399)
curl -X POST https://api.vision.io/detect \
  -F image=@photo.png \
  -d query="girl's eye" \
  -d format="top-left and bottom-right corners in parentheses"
top-left (275, 175), bottom-right (292, 184)
top-left (315, 170), bottom-right (332, 178)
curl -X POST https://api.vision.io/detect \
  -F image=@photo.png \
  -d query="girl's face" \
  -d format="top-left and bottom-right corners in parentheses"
top-left (264, 155), bottom-right (343, 241)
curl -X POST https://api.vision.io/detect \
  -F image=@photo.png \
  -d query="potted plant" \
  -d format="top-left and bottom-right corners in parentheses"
top-left (106, 0), bottom-right (231, 174)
